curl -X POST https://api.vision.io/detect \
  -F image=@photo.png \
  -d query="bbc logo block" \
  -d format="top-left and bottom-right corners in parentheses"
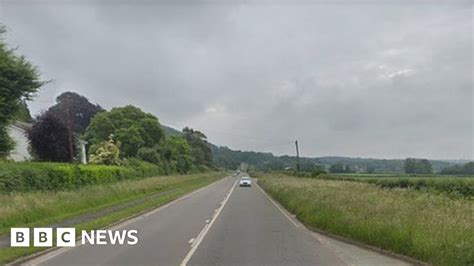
top-left (10, 228), bottom-right (30, 247)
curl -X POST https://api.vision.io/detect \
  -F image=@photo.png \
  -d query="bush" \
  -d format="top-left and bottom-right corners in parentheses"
top-left (137, 147), bottom-right (161, 164)
top-left (0, 160), bottom-right (165, 192)
top-left (89, 137), bottom-right (121, 165)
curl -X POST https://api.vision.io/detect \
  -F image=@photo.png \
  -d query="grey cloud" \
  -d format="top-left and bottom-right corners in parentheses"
top-left (0, 1), bottom-right (472, 159)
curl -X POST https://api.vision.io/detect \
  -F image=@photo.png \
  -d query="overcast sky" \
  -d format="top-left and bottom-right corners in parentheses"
top-left (1, 0), bottom-right (472, 159)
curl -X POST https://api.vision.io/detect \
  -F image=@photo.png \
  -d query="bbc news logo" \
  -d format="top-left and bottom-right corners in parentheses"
top-left (11, 228), bottom-right (139, 247)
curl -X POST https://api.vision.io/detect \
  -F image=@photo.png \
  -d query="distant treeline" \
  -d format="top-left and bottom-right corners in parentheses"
top-left (211, 146), bottom-right (470, 174)
top-left (440, 162), bottom-right (474, 175)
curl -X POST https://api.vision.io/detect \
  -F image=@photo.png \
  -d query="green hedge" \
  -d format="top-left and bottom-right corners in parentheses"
top-left (0, 160), bottom-right (168, 192)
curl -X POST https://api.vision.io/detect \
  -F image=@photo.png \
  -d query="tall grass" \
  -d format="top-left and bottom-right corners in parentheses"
top-left (258, 173), bottom-right (474, 266)
top-left (290, 172), bottom-right (474, 197)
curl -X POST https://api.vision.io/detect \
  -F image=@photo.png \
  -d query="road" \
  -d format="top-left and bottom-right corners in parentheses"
top-left (25, 174), bottom-right (410, 266)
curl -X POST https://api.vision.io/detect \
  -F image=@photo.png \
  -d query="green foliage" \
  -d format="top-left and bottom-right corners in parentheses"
top-left (89, 137), bottom-right (121, 165)
top-left (301, 173), bottom-right (474, 198)
top-left (404, 158), bottom-right (433, 174)
top-left (0, 127), bottom-right (14, 159)
top-left (161, 135), bottom-right (193, 173)
top-left (0, 25), bottom-right (44, 156)
top-left (0, 160), bottom-right (166, 192)
top-left (115, 126), bottom-right (144, 157)
top-left (328, 162), bottom-right (353, 173)
top-left (11, 100), bottom-right (32, 122)
top-left (368, 178), bottom-right (474, 197)
top-left (121, 158), bottom-right (167, 177)
top-left (84, 112), bottom-right (114, 142)
top-left (85, 105), bottom-right (164, 158)
top-left (441, 162), bottom-right (474, 175)
top-left (183, 127), bottom-right (212, 166)
top-left (311, 165), bottom-right (327, 176)
top-left (137, 147), bottom-right (160, 164)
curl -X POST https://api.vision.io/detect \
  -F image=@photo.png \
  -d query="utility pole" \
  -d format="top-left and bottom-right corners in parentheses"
top-left (295, 140), bottom-right (300, 173)
top-left (64, 95), bottom-right (74, 162)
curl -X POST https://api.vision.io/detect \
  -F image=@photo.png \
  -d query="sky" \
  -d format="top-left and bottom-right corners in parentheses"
top-left (1, 0), bottom-right (472, 160)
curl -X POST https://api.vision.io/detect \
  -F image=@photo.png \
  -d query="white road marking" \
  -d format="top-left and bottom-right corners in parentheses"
top-left (180, 179), bottom-right (238, 266)
top-left (255, 182), bottom-right (300, 228)
top-left (188, 238), bottom-right (195, 244)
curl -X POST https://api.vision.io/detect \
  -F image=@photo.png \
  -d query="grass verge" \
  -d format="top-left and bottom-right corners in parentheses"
top-left (0, 172), bottom-right (226, 264)
top-left (258, 173), bottom-right (474, 266)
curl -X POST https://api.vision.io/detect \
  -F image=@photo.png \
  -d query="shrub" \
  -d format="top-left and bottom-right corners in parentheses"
top-left (137, 147), bottom-right (161, 164)
top-left (89, 137), bottom-right (121, 165)
top-left (0, 160), bottom-right (164, 192)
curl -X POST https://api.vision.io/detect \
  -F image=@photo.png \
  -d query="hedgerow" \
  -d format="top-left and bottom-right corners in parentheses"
top-left (0, 160), bottom-right (168, 192)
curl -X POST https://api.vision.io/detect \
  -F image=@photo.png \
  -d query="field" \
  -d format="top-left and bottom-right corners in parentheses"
top-left (0, 171), bottom-right (226, 263)
top-left (257, 172), bottom-right (474, 266)
top-left (312, 173), bottom-right (474, 198)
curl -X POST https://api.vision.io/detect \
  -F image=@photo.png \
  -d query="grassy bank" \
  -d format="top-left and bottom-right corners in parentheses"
top-left (258, 173), bottom-right (474, 266)
top-left (0, 171), bottom-right (225, 263)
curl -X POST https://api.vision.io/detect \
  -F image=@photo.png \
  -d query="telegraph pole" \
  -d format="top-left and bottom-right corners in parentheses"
top-left (64, 95), bottom-right (74, 162)
top-left (295, 140), bottom-right (300, 174)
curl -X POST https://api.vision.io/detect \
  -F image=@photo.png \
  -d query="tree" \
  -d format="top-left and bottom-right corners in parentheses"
top-left (0, 25), bottom-right (44, 157)
top-left (137, 147), bottom-right (161, 164)
top-left (404, 158), bottom-right (417, 174)
top-left (0, 128), bottom-right (14, 158)
top-left (160, 135), bottom-right (193, 173)
top-left (440, 162), bottom-right (474, 175)
top-left (311, 165), bottom-right (327, 176)
top-left (115, 126), bottom-right (144, 157)
top-left (47, 92), bottom-right (103, 134)
top-left (12, 100), bottom-right (32, 122)
top-left (28, 112), bottom-right (74, 162)
top-left (27, 91), bottom-right (102, 162)
top-left (419, 159), bottom-right (433, 174)
top-left (329, 163), bottom-right (345, 173)
top-left (183, 127), bottom-right (212, 166)
top-left (404, 158), bottom-right (432, 174)
top-left (463, 162), bottom-right (474, 175)
top-left (85, 105), bottom-right (164, 158)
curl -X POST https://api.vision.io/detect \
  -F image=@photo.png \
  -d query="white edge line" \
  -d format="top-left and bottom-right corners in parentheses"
top-left (180, 179), bottom-right (238, 266)
top-left (255, 181), bottom-right (300, 228)
top-left (21, 176), bottom-right (233, 266)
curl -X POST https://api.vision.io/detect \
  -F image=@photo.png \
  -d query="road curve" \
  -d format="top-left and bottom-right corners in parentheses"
top-left (25, 174), bottom-right (410, 266)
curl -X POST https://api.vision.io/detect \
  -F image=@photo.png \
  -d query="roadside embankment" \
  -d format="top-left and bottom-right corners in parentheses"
top-left (258, 173), bottom-right (474, 266)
